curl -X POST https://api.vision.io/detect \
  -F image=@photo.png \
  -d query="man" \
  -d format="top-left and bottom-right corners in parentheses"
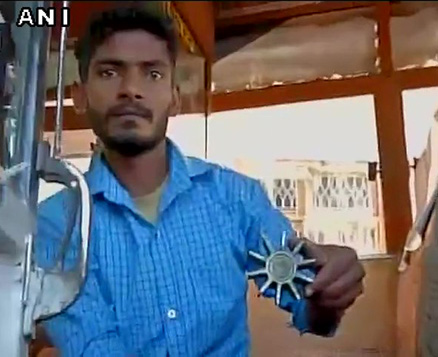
top-left (36, 7), bottom-right (365, 357)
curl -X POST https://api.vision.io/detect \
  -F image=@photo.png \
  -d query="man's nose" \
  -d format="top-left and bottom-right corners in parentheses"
top-left (118, 69), bottom-right (144, 100)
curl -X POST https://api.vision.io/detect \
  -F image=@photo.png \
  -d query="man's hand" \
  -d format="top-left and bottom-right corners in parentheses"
top-left (291, 239), bottom-right (365, 335)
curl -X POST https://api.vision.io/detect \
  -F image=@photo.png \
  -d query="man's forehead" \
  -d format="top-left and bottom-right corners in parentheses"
top-left (92, 30), bottom-right (170, 64)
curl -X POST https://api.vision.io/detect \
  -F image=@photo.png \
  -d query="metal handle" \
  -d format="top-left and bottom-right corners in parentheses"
top-left (21, 151), bottom-right (93, 336)
top-left (55, 158), bottom-right (91, 280)
top-left (36, 140), bottom-right (92, 280)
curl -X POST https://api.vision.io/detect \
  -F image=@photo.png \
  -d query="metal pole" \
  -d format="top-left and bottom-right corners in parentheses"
top-left (10, 2), bottom-right (50, 212)
top-left (0, 1), bottom-right (50, 356)
top-left (51, 0), bottom-right (70, 157)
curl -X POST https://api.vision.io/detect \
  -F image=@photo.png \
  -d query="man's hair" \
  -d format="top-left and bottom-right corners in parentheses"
top-left (74, 6), bottom-right (178, 82)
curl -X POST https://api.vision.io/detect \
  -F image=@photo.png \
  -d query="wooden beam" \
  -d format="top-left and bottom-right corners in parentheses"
top-left (396, 67), bottom-right (438, 90)
top-left (211, 64), bottom-right (438, 113)
top-left (44, 107), bottom-right (88, 132)
top-left (171, 1), bottom-right (215, 61)
top-left (216, 1), bottom-right (378, 28)
top-left (212, 75), bottom-right (380, 112)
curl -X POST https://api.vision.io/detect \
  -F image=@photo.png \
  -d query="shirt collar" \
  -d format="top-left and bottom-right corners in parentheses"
top-left (85, 138), bottom-right (212, 210)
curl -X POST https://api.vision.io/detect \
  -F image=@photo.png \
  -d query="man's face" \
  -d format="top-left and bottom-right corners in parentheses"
top-left (76, 29), bottom-right (178, 157)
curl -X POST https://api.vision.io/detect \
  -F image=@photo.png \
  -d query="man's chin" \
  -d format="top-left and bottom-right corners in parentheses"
top-left (103, 137), bottom-right (162, 157)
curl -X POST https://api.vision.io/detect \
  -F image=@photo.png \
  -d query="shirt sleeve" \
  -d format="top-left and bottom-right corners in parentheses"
top-left (35, 191), bottom-right (129, 357)
top-left (243, 179), bottom-right (312, 335)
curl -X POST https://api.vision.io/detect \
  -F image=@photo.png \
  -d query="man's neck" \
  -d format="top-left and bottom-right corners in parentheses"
top-left (104, 140), bottom-right (168, 198)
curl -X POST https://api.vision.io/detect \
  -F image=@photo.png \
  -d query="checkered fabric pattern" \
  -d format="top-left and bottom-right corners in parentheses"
top-left (35, 139), bottom-right (310, 357)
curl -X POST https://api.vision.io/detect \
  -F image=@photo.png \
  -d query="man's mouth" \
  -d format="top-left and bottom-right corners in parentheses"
top-left (115, 113), bottom-right (142, 119)
top-left (111, 112), bottom-right (152, 122)
top-left (108, 105), bottom-right (153, 122)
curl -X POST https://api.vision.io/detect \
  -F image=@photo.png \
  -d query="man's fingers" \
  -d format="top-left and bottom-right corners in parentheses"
top-left (317, 263), bottom-right (365, 300)
top-left (305, 246), bottom-right (361, 297)
top-left (289, 238), bottom-right (327, 267)
top-left (289, 239), bottom-right (365, 304)
top-left (305, 258), bottom-right (343, 297)
top-left (310, 283), bottom-right (364, 310)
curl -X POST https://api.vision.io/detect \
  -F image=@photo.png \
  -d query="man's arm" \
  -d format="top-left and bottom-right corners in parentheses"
top-left (35, 192), bottom-right (129, 357)
top-left (243, 179), bottom-right (337, 336)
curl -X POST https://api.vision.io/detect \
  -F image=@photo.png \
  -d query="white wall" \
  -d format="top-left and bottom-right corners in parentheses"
top-left (167, 113), bottom-right (206, 159)
top-left (402, 87), bottom-right (438, 160)
top-left (207, 95), bottom-right (380, 168)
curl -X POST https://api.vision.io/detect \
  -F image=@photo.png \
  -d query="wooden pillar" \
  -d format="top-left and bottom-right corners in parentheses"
top-left (373, 81), bottom-right (412, 253)
top-left (374, 2), bottom-right (412, 253)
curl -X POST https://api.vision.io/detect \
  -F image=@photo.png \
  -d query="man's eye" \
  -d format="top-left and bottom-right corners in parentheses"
top-left (100, 69), bottom-right (117, 77)
top-left (150, 70), bottom-right (163, 80)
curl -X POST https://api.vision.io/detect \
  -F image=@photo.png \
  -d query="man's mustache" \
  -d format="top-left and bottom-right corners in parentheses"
top-left (107, 103), bottom-right (153, 121)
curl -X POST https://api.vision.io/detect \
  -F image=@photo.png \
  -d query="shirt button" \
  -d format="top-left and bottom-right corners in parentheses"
top-left (167, 309), bottom-right (177, 319)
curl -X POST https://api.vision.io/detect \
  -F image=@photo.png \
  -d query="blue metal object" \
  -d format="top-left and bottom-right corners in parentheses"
top-left (248, 231), bottom-right (317, 305)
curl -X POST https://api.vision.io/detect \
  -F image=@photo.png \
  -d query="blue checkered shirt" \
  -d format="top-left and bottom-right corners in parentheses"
top-left (36, 140), bottom-right (311, 357)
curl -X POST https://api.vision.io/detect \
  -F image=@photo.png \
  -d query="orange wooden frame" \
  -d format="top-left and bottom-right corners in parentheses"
top-left (216, 1), bottom-right (377, 28)
top-left (46, 1), bottom-right (438, 254)
top-left (209, 1), bottom-right (433, 254)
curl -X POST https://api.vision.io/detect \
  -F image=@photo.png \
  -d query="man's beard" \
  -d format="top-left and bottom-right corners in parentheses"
top-left (103, 133), bottom-right (164, 157)
top-left (89, 107), bottom-right (169, 158)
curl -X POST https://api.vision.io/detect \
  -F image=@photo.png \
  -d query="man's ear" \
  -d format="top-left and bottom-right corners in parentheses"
top-left (71, 81), bottom-right (87, 115)
top-left (169, 85), bottom-right (181, 117)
